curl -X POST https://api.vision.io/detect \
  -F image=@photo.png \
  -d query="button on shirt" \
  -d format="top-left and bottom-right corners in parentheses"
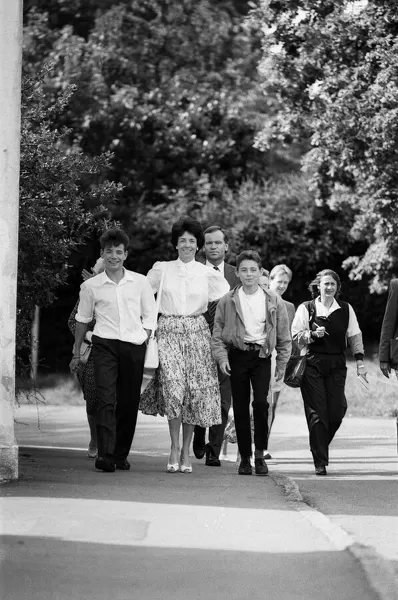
top-left (75, 269), bottom-right (157, 345)
top-left (238, 287), bottom-right (266, 344)
top-left (146, 259), bottom-right (230, 316)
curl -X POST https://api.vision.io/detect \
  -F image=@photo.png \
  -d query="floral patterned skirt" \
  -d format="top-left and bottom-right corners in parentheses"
top-left (76, 356), bottom-right (97, 416)
top-left (140, 314), bottom-right (222, 427)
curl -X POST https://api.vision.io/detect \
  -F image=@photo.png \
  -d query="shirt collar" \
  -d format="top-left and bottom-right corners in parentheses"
top-left (315, 296), bottom-right (340, 314)
top-left (205, 260), bottom-right (225, 274)
top-left (100, 268), bottom-right (135, 285)
top-left (176, 258), bottom-right (196, 271)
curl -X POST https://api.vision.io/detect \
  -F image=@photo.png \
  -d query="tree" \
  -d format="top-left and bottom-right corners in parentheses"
top-left (23, 1), bottom-right (293, 213)
top-left (18, 69), bottom-right (121, 371)
top-left (254, 0), bottom-right (398, 291)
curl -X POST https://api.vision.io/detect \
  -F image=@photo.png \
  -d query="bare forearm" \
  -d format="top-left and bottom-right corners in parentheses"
top-left (74, 322), bottom-right (89, 356)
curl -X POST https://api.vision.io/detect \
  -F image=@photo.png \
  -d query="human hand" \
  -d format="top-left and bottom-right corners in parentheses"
top-left (357, 362), bottom-right (368, 381)
top-left (274, 367), bottom-right (284, 382)
top-left (220, 361), bottom-right (231, 376)
top-left (69, 356), bottom-right (81, 374)
top-left (379, 361), bottom-right (390, 379)
top-left (312, 324), bottom-right (326, 338)
top-left (82, 268), bottom-right (94, 282)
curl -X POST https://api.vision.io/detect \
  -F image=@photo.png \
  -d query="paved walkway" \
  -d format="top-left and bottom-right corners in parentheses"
top-left (0, 405), bottom-right (396, 600)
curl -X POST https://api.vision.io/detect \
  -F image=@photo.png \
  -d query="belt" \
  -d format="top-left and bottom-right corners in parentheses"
top-left (244, 343), bottom-right (263, 351)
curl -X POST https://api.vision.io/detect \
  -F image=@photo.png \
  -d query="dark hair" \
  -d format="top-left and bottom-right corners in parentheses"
top-left (203, 225), bottom-right (229, 244)
top-left (100, 228), bottom-right (130, 251)
top-left (309, 269), bottom-right (342, 299)
top-left (236, 250), bottom-right (262, 269)
top-left (171, 216), bottom-right (204, 249)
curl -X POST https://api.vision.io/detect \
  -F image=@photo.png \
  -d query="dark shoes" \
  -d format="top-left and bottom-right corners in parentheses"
top-left (238, 457), bottom-right (252, 475)
top-left (115, 459), bottom-right (130, 471)
top-left (95, 457), bottom-right (115, 473)
top-left (315, 465), bottom-right (327, 476)
top-left (254, 458), bottom-right (269, 476)
top-left (193, 434), bottom-right (206, 459)
top-left (205, 450), bottom-right (221, 467)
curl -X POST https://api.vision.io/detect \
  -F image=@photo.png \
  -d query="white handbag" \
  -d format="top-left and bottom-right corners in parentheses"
top-left (144, 268), bottom-right (165, 369)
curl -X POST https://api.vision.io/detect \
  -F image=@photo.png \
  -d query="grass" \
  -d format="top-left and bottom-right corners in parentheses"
top-left (278, 358), bottom-right (397, 419)
top-left (17, 360), bottom-right (397, 419)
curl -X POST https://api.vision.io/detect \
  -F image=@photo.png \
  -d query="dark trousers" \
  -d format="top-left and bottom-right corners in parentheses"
top-left (229, 349), bottom-right (271, 458)
top-left (92, 335), bottom-right (146, 463)
top-left (301, 353), bottom-right (347, 467)
top-left (193, 366), bottom-right (232, 458)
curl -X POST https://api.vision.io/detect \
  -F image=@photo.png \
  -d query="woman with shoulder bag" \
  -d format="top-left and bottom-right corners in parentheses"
top-left (291, 269), bottom-right (367, 476)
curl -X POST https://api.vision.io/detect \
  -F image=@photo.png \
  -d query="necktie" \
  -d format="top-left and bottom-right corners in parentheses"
top-left (207, 266), bottom-right (221, 332)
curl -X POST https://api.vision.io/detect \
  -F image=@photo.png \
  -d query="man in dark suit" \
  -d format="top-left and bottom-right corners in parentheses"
top-left (380, 278), bottom-right (398, 377)
top-left (379, 278), bottom-right (398, 451)
top-left (193, 225), bottom-right (240, 466)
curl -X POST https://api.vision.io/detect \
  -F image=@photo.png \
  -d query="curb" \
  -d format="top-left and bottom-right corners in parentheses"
top-left (270, 472), bottom-right (398, 600)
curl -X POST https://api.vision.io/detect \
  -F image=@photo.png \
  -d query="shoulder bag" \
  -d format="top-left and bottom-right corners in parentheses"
top-left (284, 300), bottom-right (316, 388)
top-left (144, 268), bottom-right (165, 369)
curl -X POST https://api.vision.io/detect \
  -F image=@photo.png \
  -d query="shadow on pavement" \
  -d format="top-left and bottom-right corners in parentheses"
top-left (0, 535), bottom-right (378, 600)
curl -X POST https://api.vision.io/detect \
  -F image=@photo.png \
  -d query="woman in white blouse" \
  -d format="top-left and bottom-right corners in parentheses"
top-left (140, 216), bottom-right (230, 473)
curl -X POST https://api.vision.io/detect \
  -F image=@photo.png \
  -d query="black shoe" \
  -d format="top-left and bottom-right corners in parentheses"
top-left (115, 459), bottom-right (130, 471)
top-left (95, 457), bottom-right (115, 473)
top-left (254, 458), bottom-right (269, 476)
top-left (205, 452), bottom-right (221, 467)
top-left (193, 435), bottom-right (206, 459)
top-left (263, 452), bottom-right (272, 460)
top-left (315, 465), bottom-right (327, 476)
top-left (238, 457), bottom-right (252, 475)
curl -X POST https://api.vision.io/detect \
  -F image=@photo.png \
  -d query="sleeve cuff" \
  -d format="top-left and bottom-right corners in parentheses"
top-left (142, 320), bottom-right (155, 330)
top-left (354, 353), bottom-right (364, 361)
top-left (75, 314), bottom-right (93, 324)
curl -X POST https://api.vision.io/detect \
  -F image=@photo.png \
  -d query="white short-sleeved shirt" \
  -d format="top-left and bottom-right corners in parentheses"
top-left (75, 269), bottom-right (156, 345)
top-left (146, 259), bottom-right (230, 316)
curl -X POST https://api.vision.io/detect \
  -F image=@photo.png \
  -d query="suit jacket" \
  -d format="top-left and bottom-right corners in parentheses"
top-left (379, 278), bottom-right (398, 364)
top-left (223, 262), bottom-right (240, 289)
top-left (283, 299), bottom-right (296, 330)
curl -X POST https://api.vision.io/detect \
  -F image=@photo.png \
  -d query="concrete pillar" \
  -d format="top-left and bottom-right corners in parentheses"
top-left (0, 0), bottom-right (23, 481)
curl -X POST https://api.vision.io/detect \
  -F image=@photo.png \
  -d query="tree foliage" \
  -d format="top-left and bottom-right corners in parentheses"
top-left (254, 0), bottom-right (398, 291)
top-left (18, 68), bottom-right (121, 366)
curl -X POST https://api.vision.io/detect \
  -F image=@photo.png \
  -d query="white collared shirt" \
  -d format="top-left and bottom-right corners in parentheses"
top-left (238, 287), bottom-right (266, 344)
top-left (292, 296), bottom-right (361, 338)
top-left (146, 259), bottom-right (230, 316)
top-left (205, 260), bottom-right (225, 277)
top-left (75, 269), bottom-right (157, 344)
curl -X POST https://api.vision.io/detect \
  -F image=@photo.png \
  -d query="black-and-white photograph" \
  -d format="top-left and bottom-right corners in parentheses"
top-left (0, 1), bottom-right (397, 599)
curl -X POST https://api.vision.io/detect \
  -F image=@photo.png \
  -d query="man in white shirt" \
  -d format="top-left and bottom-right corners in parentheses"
top-left (70, 228), bottom-right (156, 472)
top-left (193, 226), bottom-right (240, 466)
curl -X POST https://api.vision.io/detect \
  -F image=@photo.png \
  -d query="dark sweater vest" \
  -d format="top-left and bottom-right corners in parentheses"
top-left (307, 300), bottom-right (349, 355)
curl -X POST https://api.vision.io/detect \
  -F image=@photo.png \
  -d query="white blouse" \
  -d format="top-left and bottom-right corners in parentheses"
top-left (146, 259), bottom-right (230, 316)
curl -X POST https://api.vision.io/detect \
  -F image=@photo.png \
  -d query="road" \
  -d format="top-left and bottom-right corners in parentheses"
top-left (0, 404), bottom-right (396, 600)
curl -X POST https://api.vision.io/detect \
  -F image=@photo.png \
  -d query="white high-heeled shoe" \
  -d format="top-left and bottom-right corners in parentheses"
top-left (179, 463), bottom-right (192, 474)
top-left (166, 462), bottom-right (180, 473)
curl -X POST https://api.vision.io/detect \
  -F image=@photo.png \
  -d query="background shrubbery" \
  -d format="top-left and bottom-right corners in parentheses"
top-left (19, 0), bottom-right (398, 375)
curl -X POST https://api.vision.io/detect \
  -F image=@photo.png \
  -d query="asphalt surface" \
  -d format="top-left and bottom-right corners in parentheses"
top-left (0, 404), bottom-right (397, 600)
